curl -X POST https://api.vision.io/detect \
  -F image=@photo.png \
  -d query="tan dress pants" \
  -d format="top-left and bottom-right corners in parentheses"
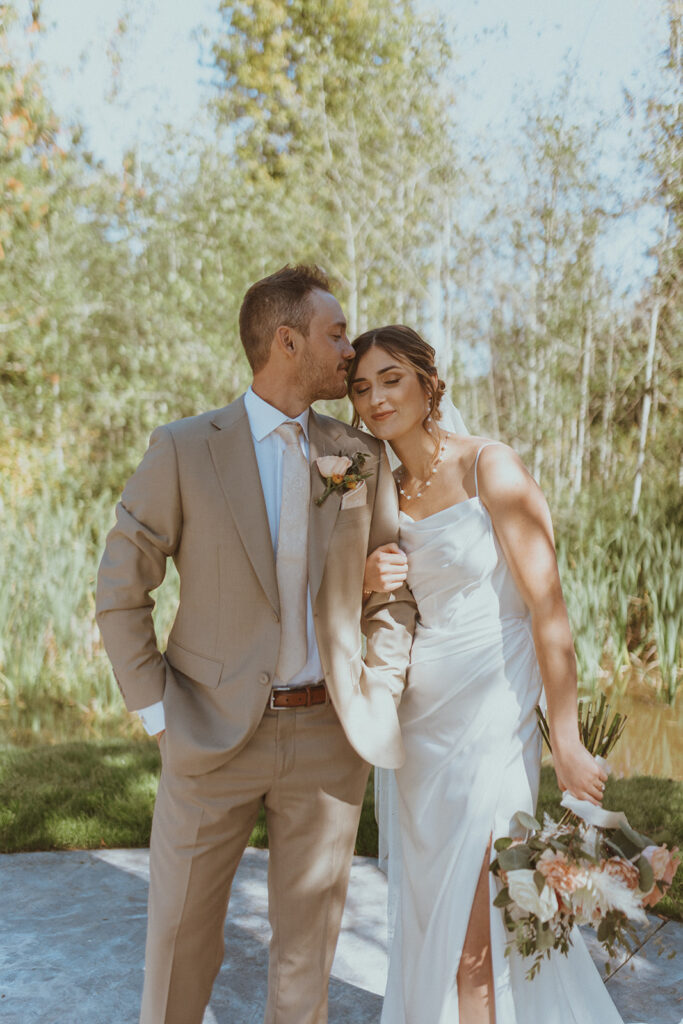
top-left (139, 699), bottom-right (370, 1024)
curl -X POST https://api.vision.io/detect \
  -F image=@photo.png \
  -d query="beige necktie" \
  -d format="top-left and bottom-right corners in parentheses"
top-left (274, 421), bottom-right (310, 682)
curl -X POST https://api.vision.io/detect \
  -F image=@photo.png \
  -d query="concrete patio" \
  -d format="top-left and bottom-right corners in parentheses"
top-left (1, 848), bottom-right (681, 1023)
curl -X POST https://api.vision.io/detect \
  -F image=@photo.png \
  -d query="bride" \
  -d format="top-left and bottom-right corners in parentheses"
top-left (347, 325), bottom-right (629, 1024)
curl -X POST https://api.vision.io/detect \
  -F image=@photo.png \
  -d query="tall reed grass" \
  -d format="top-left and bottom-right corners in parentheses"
top-left (0, 484), bottom-right (680, 745)
top-left (556, 498), bottom-right (682, 703)
top-left (0, 482), bottom-right (178, 743)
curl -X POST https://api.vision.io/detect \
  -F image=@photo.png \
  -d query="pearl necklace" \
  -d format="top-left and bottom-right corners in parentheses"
top-left (398, 434), bottom-right (448, 501)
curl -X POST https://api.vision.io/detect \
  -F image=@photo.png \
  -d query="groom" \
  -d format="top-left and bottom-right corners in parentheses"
top-left (96, 264), bottom-right (416, 1024)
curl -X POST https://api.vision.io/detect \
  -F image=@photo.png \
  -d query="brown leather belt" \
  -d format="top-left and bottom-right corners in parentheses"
top-left (269, 682), bottom-right (327, 710)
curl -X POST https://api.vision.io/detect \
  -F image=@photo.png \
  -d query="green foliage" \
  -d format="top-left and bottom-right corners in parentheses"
top-left (555, 493), bottom-right (682, 701)
top-left (213, 0), bottom-right (461, 336)
top-left (0, 483), bottom-right (117, 741)
top-left (2, 751), bottom-right (678, 923)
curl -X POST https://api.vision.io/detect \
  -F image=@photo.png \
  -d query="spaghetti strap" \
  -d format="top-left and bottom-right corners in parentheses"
top-left (474, 443), bottom-right (501, 498)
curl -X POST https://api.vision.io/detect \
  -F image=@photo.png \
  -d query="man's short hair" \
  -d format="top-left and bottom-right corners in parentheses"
top-left (239, 264), bottom-right (331, 373)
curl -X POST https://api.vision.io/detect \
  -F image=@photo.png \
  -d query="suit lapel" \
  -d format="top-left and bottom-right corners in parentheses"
top-left (208, 397), bottom-right (279, 615)
top-left (308, 410), bottom-right (346, 604)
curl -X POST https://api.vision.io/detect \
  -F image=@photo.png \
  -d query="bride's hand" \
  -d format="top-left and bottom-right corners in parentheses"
top-left (552, 741), bottom-right (608, 806)
top-left (364, 543), bottom-right (408, 594)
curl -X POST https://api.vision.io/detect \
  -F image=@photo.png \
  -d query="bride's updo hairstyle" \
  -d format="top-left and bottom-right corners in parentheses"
top-left (348, 325), bottom-right (446, 432)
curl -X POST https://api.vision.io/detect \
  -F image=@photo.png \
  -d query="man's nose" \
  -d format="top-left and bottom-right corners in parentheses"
top-left (341, 336), bottom-right (355, 359)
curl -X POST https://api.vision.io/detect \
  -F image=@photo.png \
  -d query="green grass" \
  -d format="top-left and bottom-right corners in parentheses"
top-left (0, 740), bottom-right (379, 858)
top-left (0, 741), bottom-right (161, 851)
top-left (1, 744), bottom-right (680, 920)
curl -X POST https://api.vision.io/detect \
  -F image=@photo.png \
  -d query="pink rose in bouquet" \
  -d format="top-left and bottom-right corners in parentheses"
top-left (641, 845), bottom-right (681, 908)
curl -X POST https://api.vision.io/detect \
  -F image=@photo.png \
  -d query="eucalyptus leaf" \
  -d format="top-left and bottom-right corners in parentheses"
top-left (498, 845), bottom-right (532, 871)
top-left (514, 810), bottom-right (541, 832)
top-left (616, 820), bottom-right (650, 850)
top-left (536, 923), bottom-right (554, 951)
top-left (637, 855), bottom-right (655, 894)
top-left (493, 887), bottom-right (512, 908)
top-left (603, 835), bottom-right (632, 860)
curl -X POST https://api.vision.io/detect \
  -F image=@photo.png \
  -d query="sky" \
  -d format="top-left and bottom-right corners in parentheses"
top-left (29, 0), bottom-right (667, 169)
top-left (19, 0), bottom-right (671, 297)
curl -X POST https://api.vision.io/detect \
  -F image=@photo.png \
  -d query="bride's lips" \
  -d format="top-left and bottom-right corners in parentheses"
top-left (371, 410), bottom-right (395, 422)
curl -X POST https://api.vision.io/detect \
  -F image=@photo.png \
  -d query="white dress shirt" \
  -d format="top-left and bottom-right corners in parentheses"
top-left (137, 387), bottom-right (323, 735)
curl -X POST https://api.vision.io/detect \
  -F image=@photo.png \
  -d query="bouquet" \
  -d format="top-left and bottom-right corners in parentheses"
top-left (490, 697), bottom-right (680, 979)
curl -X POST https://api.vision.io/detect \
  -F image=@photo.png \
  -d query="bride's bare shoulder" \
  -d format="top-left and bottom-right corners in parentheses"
top-left (447, 434), bottom-right (516, 465)
top-left (472, 441), bottom-right (543, 505)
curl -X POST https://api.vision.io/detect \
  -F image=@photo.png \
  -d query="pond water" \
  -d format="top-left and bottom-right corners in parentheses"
top-left (542, 690), bottom-right (682, 781)
top-left (601, 693), bottom-right (681, 780)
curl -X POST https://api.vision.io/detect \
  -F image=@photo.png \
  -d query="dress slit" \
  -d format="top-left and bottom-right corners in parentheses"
top-left (457, 836), bottom-right (497, 1024)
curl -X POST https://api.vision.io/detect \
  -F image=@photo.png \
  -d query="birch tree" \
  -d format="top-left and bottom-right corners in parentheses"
top-left (211, 0), bottom-right (461, 338)
top-left (631, 1), bottom-right (682, 515)
top-left (481, 94), bottom-right (612, 496)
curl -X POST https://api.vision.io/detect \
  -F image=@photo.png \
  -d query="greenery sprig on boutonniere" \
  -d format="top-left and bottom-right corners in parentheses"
top-left (314, 452), bottom-right (372, 506)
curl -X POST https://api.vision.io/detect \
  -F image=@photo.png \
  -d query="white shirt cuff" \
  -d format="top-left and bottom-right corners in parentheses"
top-left (137, 701), bottom-right (166, 735)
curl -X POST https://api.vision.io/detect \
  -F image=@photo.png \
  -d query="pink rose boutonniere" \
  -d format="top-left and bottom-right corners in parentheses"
top-left (314, 452), bottom-right (372, 507)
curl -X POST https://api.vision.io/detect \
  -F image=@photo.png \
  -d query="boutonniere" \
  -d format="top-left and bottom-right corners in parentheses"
top-left (314, 452), bottom-right (372, 506)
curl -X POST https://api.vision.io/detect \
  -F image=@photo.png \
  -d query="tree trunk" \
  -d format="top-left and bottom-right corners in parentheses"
top-left (344, 209), bottom-right (358, 336)
top-left (599, 328), bottom-right (615, 477)
top-left (571, 303), bottom-right (593, 498)
top-left (631, 296), bottom-right (662, 516)
top-left (487, 346), bottom-right (500, 438)
top-left (553, 413), bottom-right (563, 498)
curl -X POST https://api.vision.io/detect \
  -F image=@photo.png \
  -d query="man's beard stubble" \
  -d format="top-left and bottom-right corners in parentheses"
top-left (299, 350), bottom-right (348, 404)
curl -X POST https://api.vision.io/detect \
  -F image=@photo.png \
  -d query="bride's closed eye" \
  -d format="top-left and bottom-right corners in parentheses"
top-left (353, 378), bottom-right (401, 395)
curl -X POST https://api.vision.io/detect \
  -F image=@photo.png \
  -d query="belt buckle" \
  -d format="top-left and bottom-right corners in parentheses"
top-left (269, 685), bottom-right (293, 710)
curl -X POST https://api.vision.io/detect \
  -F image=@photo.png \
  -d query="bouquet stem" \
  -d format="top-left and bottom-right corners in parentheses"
top-left (536, 694), bottom-right (628, 824)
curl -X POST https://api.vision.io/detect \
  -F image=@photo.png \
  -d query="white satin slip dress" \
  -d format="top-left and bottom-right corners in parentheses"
top-left (380, 443), bottom-right (629, 1024)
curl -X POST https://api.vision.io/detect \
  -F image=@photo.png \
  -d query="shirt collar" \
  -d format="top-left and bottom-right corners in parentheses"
top-left (244, 386), bottom-right (310, 443)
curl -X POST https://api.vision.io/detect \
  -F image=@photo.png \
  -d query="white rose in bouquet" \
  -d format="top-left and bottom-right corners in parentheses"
top-left (507, 869), bottom-right (558, 923)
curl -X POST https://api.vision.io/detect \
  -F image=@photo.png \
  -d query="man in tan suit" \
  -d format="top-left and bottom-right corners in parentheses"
top-left (96, 264), bottom-right (416, 1024)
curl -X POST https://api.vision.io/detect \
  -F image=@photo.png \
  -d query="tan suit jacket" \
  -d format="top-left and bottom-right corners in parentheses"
top-left (96, 395), bottom-right (416, 775)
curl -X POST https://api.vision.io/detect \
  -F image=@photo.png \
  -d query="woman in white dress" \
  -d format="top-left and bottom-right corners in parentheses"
top-left (347, 325), bottom-right (628, 1024)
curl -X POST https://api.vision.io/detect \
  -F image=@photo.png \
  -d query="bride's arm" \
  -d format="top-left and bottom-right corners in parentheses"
top-left (476, 444), bottom-right (608, 806)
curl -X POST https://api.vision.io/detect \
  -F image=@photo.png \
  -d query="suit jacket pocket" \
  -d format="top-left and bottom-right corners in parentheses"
top-left (165, 637), bottom-right (223, 689)
top-left (335, 506), bottom-right (371, 528)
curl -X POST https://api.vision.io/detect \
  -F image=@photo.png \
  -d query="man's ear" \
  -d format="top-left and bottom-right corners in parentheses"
top-left (274, 324), bottom-right (296, 356)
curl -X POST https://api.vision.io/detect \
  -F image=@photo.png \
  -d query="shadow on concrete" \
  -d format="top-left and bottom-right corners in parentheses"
top-left (2, 847), bottom-right (680, 1024)
top-left (1, 849), bottom-right (385, 1024)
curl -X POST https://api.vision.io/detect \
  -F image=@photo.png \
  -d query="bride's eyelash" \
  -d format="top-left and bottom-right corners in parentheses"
top-left (353, 377), bottom-right (400, 395)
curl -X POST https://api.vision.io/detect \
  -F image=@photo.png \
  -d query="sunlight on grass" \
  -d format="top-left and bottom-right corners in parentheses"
top-left (1, 745), bottom-right (679, 920)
